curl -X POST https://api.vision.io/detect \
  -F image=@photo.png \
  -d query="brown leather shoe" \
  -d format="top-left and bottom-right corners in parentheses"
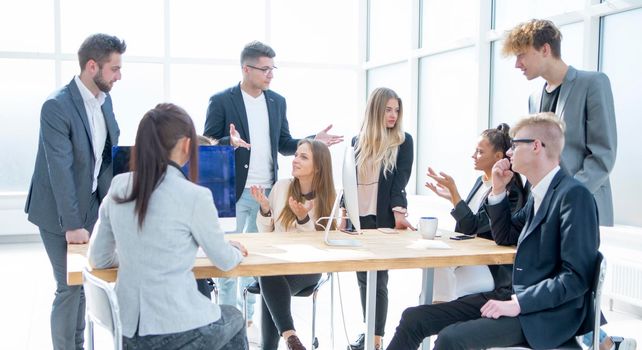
top-left (286, 334), bottom-right (307, 350)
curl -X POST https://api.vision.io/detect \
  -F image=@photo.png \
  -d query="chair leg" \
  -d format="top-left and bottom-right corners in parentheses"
top-left (242, 288), bottom-right (249, 322)
top-left (330, 273), bottom-right (335, 350)
top-left (212, 283), bottom-right (219, 305)
top-left (312, 289), bottom-right (318, 349)
top-left (87, 318), bottom-right (95, 350)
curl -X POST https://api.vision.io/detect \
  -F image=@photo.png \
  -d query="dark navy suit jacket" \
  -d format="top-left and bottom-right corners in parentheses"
top-left (204, 83), bottom-right (300, 201)
top-left (486, 169), bottom-right (599, 349)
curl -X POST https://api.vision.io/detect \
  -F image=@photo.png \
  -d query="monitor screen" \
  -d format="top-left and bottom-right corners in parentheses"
top-left (342, 145), bottom-right (361, 232)
top-left (112, 145), bottom-right (236, 217)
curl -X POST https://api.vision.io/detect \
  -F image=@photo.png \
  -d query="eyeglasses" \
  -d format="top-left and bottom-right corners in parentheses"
top-left (510, 138), bottom-right (546, 150)
top-left (246, 64), bottom-right (277, 75)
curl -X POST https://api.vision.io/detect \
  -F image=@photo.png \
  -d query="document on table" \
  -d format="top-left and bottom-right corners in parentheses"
top-left (408, 239), bottom-right (452, 250)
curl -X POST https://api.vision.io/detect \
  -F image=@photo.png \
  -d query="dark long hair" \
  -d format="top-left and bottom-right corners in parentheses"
top-left (116, 103), bottom-right (199, 228)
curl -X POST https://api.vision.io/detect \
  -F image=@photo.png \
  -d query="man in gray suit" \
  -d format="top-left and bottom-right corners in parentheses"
top-left (503, 19), bottom-right (617, 227)
top-left (25, 33), bottom-right (126, 349)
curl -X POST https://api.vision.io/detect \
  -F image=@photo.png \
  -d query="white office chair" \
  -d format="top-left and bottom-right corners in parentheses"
top-left (488, 252), bottom-right (606, 350)
top-left (83, 267), bottom-right (123, 350)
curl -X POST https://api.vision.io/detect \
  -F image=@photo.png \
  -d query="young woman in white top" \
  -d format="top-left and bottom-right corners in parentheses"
top-left (426, 123), bottom-right (527, 302)
top-left (250, 139), bottom-right (336, 350)
top-left (88, 103), bottom-right (249, 350)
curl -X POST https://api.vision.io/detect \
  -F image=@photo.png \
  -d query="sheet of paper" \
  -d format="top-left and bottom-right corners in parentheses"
top-left (408, 239), bottom-right (452, 250)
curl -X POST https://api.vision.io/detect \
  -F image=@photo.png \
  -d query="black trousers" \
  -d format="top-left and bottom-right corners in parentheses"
top-left (356, 215), bottom-right (389, 336)
top-left (386, 291), bottom-right (527, 350)
top-left (259, 273), bottom-right (321, 350)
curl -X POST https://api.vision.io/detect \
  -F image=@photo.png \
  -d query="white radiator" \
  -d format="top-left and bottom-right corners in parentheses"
top-left (603, 258), bottom-right (642, 309)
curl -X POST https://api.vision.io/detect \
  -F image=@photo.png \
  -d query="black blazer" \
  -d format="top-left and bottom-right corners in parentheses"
top-left (486, 170), bottom-right (599, 349)
top-left (452, 176), bottom-right (527, 239)
top-left (352, 133), bottom-right (414, 229)
top-left (204, 83), bottom-right (300, 200)
top-left (451, 176), bottom-right (527, 289)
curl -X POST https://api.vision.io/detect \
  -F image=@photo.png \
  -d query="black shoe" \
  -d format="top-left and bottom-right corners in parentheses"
top-left (348, 333), bottom-right (365, 350)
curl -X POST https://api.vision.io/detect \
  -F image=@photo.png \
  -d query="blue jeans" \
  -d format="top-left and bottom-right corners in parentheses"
top-left (582, 329), bottom-right (608, 347)
top-left (218, 188), bottom-right (270, 321)
top-left (123, 305), bottom-right (247, 350)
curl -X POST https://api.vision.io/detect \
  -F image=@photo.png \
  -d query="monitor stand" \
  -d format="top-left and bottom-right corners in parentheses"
top-left (320, 189), bottom-right (362, 247)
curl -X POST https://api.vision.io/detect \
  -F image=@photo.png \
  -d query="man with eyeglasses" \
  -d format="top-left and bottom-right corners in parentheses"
top-left (388, 113), bottom-right (601, 349)
top-left (203, 40), bottom-right (343, 333)
top-left (502, 19), bottom-right (617, 228)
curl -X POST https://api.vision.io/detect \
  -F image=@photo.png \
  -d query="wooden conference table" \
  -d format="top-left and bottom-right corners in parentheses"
top-left (68, 229), bottom-right (516, 349)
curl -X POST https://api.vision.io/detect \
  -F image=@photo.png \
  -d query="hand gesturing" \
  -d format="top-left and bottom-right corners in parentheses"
top-left (288, 196), bottom-right (314, 221)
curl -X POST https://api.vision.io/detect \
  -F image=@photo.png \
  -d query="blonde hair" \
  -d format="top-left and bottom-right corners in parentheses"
top-left (278, 139), bottom-right (336, 230)
top-left (511, 112), bottom-right (566, 160)
top-left (356, 87), bottom-right (405, 180)
top-left (502, 19), bottom-right (562, 58)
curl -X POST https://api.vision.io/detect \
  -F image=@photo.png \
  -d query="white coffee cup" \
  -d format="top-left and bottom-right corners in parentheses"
top-left (418, 217), bottom-right (438, 239)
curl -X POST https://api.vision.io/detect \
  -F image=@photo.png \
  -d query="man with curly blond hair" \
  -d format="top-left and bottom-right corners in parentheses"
top-left (503, 19), bottom-right (617, 228)
top-left (503, 19), bottom-right (634, 350)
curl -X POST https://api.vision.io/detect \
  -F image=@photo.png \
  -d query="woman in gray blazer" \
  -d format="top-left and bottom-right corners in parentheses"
top-left (88, 103), bottom-right (249, 350)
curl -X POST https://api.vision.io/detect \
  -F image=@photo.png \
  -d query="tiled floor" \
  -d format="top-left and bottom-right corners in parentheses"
top-left (1, 241), bottom-right (640, 349)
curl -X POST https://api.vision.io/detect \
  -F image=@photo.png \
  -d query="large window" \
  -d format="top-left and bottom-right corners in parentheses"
top-left (421, 0), bottom-right (478, 51)
top-left (368, 0), bottom-right (411, 62)
top-left (3, 0), bottom-right (642, 233)
top-left (0, 59), bottom-right (55, 191)
top-left (601, 8), bottom-right (642, 226)
top-left (493, 0), bottom-right (584, 31)
top-left (417, 48), bottom-right (479, 196)
top-left (0, 0), bottom-right (360, 236)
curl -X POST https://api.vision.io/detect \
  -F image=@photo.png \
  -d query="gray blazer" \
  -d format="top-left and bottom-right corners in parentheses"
top-left (25, 78), bottom-right (119, 233)
top-left (88, 166), bottom-right (244, 337)
top-left (529, 66), bottom-right (617, 225)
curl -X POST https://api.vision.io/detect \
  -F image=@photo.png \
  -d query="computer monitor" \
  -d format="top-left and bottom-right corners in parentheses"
top-left (320, 145), bottom-right (362, 247)
top-left (111, 145), bottom-right (236, 217)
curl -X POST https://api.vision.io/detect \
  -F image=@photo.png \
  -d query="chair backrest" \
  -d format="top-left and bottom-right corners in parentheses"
top-left (590, 252), bottom-right (607, 349)
top-left (82, 268), bottom-right (123, 349)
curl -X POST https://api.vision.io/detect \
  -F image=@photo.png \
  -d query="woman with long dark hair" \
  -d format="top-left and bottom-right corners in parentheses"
top-left (88, 103), bottom-right (248, 349)
top-left (250, 139), bottom-right (336, 350)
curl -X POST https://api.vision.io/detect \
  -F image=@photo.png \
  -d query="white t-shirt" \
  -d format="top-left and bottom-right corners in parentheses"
top-left (467, 177), bottom-right (492, 215)
top-left (242, 89), bottom-right (273, 188)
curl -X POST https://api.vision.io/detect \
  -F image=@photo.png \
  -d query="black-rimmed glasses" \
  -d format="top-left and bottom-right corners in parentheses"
top-left (246, 64), bottom-right (277, 75)
top-left (510, 138), bottom-right (546, 150)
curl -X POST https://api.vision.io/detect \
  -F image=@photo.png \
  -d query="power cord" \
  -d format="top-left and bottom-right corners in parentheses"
top-left (335, 271), bottom-right (356, 348)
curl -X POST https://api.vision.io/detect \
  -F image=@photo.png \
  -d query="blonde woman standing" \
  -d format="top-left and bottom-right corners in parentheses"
top-left (348, 88), bottom-right (414, 350)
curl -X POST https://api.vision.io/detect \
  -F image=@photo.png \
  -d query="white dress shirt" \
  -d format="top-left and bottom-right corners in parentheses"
top-left (74, 75), bottom-right (107, 193)
top-left (488, 166), bottom-right (561, 217)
